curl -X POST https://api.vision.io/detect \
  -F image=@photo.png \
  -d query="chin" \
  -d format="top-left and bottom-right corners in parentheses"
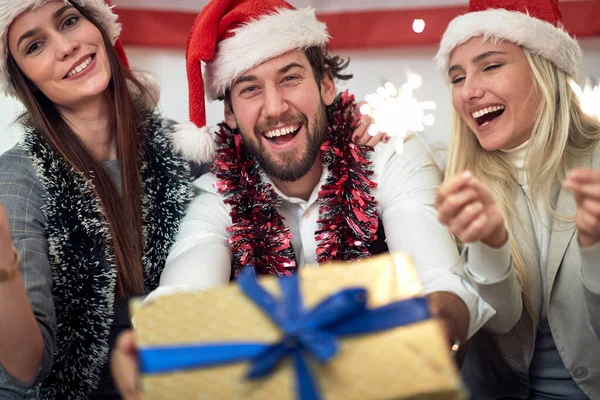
top-left (476, 137), bottom-right (505, 152)
top-left (87, 74), bottom-right (112, 92)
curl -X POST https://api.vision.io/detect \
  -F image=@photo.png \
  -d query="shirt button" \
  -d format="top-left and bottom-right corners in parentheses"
top-left (573, 366), bottom-right (588, 379)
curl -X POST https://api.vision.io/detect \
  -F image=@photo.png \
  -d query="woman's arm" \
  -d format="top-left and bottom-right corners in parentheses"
top-left (0, 149), bottom-right (55, 389)
top-left (0, 205), bottom-right (44, 384)
top-left (463, 240), bottom-right (522, 333)
top-left (436, 172), bottom-right (522, 334)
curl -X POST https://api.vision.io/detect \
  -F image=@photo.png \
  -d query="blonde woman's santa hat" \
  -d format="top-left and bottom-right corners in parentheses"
top-left (0, 0), bottom-right (159, 103)
top-left (435, 0), bottom-right (582, 80)
top-left (170, 0), bottom-right (330, 164)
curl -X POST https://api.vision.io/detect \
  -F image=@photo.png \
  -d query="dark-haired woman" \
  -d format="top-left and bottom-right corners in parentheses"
top-left (0, 1), bottom-right (191, 398)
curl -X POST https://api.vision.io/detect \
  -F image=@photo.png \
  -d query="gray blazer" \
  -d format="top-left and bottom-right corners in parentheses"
top-left (459, 144), bottom-right (600, 399)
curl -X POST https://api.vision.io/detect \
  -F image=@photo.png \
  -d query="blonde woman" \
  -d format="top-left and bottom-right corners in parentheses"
top-left (434, 0), bottom-right (600, 398)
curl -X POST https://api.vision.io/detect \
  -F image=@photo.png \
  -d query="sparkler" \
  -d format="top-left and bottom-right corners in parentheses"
top-left (361, 73), bottom-right (436, 154)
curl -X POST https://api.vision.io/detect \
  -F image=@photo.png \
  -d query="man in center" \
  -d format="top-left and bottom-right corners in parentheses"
top-left (156, 0), bottom-right (494, 345)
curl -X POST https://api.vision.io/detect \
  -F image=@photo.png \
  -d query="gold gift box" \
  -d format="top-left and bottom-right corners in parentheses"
top-left (133, 253), bottom-right (465, 399)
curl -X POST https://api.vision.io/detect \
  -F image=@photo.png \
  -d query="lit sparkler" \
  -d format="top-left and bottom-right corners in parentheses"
top-left (570, 78), bottom-right (600, 120)
top-left (361, 73), bottom-right (436, 154)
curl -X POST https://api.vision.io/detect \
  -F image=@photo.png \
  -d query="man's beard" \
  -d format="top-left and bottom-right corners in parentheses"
top-left (242, 102), bottom-right (328, 182)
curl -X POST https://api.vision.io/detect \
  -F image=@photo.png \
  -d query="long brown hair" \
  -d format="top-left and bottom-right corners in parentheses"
top-left (7, 2), bottom-right (150, 296)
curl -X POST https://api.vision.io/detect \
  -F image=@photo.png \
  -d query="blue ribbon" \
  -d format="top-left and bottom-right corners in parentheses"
top-left (140, 267), bottom-right (431, 400)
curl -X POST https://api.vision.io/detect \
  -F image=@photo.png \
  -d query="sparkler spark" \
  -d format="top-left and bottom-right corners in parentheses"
top-left (361, 73), bottom-right (436, 154)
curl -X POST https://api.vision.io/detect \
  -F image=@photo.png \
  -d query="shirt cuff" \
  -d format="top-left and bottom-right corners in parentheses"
top-left (419, 269), bottom-right (496, 339)
top-left (466, 240), bottom-right (511, 284)
top-left (580, 241), bottom-right (600, 294)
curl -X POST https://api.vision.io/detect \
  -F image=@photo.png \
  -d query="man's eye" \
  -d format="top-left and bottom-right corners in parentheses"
top-left (450, 76), bottom-right (465, 85)
top-left (240, 86), bottom-right (258, 94)
top-left (281, 75), bottom-right (300, 84)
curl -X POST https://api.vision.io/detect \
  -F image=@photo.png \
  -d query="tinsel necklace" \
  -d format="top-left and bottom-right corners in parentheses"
top-left (212, 91), bottom-right (379, 277)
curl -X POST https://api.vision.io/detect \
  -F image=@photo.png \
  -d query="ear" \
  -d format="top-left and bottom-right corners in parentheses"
top-left (320, 73), bottom-right (336, 106)
top-left (224, 100), bottom-right (237, 130)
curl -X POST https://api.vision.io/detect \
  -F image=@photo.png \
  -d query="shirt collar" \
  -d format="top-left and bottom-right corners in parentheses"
top-left (262, 167), bottom-right (329, 207)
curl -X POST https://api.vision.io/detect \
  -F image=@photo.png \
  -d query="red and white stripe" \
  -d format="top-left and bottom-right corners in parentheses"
top-left (111, 0), bottom-right (600, 49)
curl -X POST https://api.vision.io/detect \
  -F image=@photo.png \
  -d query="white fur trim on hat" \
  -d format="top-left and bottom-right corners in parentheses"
top-left (129, 70), bottom-right (160, 109)
top-left (205, 7), bottom-right (329, 100)
top-left (0, 0), bottom-right (121, 98)
top-left (169, 123), bottom-right (217, 164)
top-left (435, 9), bottom-right (582, 80)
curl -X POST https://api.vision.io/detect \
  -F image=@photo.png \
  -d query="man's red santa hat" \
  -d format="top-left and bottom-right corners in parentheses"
top-left (0, 0), bottom-right (159, 105)
top-left (435, 0), bottom-right (582, 80)
top-left (171, 0), bottom-right (330, 163)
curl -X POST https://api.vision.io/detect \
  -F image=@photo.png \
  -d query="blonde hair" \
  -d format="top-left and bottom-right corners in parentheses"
top-left (445, 47), bottom-right (600, 317)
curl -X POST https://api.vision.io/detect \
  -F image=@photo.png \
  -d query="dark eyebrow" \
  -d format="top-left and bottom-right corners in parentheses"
top-left (53, 4), bottom-right (74, 20)
top-left (447, 51), bottom-right (507, 76)
top-left (278, 62), bottom-right (305, 74)
top-left (447, 64), bottom-right (463, 76)
top-left (17, 28), bottom-right (41, 50)
top-left (16, 5), bottom-right (74, 50)
top-left (232, 62), bottom-right (306, 87)
top-left (232, 74), bottom-right (257, 87)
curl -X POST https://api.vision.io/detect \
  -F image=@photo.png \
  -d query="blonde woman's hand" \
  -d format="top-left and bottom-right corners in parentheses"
top-left (563, 168), bottom-right (600, 248)
top-left (351, 102), bottom-right (390, 147)
top-left (436, 171), bottom-right (508, 248)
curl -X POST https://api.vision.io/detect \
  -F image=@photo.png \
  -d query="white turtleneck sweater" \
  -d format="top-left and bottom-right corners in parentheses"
top-left (502, 140), bottom-right (554, 319)
top-left (466, 140), bottom-right (554, 318)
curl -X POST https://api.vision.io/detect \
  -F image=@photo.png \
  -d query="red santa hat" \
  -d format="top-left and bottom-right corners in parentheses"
top-left (170, 0), bottom-right (329, 164)
top-left (435, 0), bottom-right (582, 80)
top-left (0, 0), bottom-right (159, 106)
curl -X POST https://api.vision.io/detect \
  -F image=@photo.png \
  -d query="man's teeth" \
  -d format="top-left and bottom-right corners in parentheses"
top-left (264, 125), bottom-right (298, 138)
top-left (67, 56), bottom-right (93, 77)
top-left (472, 105), bottom-right (505, 119)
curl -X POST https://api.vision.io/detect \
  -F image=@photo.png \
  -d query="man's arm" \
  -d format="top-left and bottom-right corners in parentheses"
top-left (427, 291), bottom-right (470, 345)
top-left (145, 174), bottom-right (233, 302)
top-left (376, 136), bottom-right (495, 341)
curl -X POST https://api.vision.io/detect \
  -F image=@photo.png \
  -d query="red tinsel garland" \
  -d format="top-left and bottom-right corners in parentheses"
top-left (212, 91), bottom-right (380, 277)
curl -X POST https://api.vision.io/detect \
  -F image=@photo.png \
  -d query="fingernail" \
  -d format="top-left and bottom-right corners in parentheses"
top-left (383, 137), bottom-right (389, 143)
top-left (353, 135), bottom-right (359, 142)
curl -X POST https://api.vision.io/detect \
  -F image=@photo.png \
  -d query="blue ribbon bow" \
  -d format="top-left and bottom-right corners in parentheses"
top-left (139, 267), bottom-right (431, 400)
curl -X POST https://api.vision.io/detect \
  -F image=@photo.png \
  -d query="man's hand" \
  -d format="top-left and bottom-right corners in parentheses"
top-left (426, 291), bottom-right (469, 365)
top-left (111, 330), bottom-right (141, 400)
top-left (426, 291), bottom-right (469, 346)
top-left (436, 171), bottom-right (507, 248)
top-left (563, 168), bottom-right (600, 248)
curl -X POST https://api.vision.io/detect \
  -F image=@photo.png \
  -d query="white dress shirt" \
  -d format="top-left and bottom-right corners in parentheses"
top-left (148, 135), bottom-right (495, 337)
